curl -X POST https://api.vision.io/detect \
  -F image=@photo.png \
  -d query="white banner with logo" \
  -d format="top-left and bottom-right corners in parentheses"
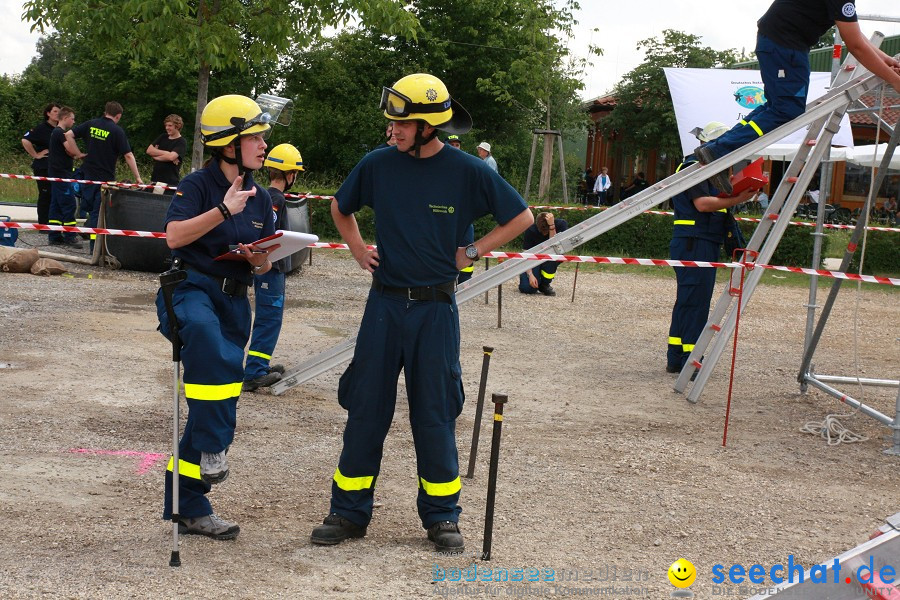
top-left (663, 67), bottom-right (854, 157)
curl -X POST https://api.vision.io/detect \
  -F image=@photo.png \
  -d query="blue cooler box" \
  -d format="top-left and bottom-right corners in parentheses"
top-left (0, 216), bottom-right (18, 247)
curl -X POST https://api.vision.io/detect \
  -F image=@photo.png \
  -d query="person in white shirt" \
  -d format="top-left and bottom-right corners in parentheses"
top-left (592, 166), bottom-right (611, 206)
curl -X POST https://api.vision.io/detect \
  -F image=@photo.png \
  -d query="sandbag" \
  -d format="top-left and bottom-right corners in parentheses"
top-left (0, 246), bottom-right (18, 263)
top-left (1, 248), bottom-right (40, 273)
top-left (30, 258), bottom-right (68, 276)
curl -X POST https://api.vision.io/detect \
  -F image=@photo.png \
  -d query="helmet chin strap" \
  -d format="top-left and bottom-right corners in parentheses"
top-left (283, 172), bottom-right (297, 193)
top-left (218, 140), bottom-right (253, 189)
top-left (408, 121), bottom-right (439, 159)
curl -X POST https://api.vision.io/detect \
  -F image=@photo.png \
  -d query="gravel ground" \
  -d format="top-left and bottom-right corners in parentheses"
top-left (0, 235), bottom-right (898, 599)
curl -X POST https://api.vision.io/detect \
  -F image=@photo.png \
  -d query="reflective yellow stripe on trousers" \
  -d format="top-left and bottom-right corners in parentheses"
top-left (167, 457), bottom-right (202, 480)
top-left (420, 476), bottom-right (461, 496)
top-left (184, 382), bottom-right (243, 400)
top-left (333, 467), bottom-right (375, 491)
top-left (248, 350), bottom-right (271, 360)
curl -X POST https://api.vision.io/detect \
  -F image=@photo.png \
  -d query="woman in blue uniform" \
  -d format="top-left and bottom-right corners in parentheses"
top-left (156, 94), bottom-right (278, 540)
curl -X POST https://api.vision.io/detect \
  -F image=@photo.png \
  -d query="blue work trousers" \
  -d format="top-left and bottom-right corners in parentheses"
top-left (667, 237), bottom-right (720, 370)
top-left (81, 184), bottom-right (102, 251)
top-left (156, 270), bottom-right (251, 518)
top-left (330, 287), bottom-right (465, 529)
top-left (701, 35), bottom-right (810, 159)
top-left (48, 181), bottom-right (78, 243)
top-left (245, 269), bottom-right (286, 380)
top-left (518, 261), bottom-right (559, 293)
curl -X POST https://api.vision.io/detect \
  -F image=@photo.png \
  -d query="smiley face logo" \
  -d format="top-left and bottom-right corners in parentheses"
top-left (668, 558), bottom-right (697, 588)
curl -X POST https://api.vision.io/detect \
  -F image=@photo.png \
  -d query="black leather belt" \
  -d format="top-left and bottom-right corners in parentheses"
top-left (372, 277), bottom-right (455, 303)
top-left (175, 258), bottom-right (248, 298)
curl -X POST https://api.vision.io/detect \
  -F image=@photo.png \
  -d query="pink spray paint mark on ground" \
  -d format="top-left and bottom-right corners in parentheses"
top-left (69, 448), bottom-right (168, 475)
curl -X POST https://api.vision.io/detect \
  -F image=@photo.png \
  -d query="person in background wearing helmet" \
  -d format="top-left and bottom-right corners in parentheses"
top-left (694, 0), bottom-right (900, 195)
top-left (666, 122), bottom-right (757, 376)
top-left (476, 141), bottom-right (498, 172)
top-left (446, 134), bottom-right (461, 149)
top-left (242, 143), bottom-right (305, 392)
top-left (311, 73), bottom-right (533, 552)
top-left (155, 94), bottom-right (279, 541)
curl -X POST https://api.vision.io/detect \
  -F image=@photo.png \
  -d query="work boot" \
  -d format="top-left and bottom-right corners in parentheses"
top-left (310, 513), bottom-right (367, 545)
top-left (242, 371), bottom-right (281, 392)
top-left (48, 237), bottom-right (65, 246)
top-left (666, 364), bottom-right (681, 374)
top-left (537, 284), bottom-right (556, 297)
top-left (693, 145), bottom-right (733, 196)
top-left (178, 513), bottom-right (240, 540)
top-left (63, 237), bottom-right (83, 249)
top-left (427, 521), bottom-right (464, 552)
top-left (268, 364), bottom-right (285, 375)
top-left (200, 451), bottom-right (229, 485)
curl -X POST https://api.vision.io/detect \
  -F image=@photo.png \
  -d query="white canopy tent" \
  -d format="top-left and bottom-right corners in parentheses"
top-left (749, 143), bottom-right (851, 162)
top-left (846, 143), bottom-right (900, 169)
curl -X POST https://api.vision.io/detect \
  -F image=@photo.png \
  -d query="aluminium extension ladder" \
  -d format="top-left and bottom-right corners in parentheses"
top-left (272, 35), bottom-right (891, 397)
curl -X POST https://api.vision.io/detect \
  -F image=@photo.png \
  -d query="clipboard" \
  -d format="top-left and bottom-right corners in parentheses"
top-left (214, 230), bottom-right (319, 263)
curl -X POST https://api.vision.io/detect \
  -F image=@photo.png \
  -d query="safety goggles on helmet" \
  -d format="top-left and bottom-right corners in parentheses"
top-left (380, 87), bottom-right (452, 118)
top-left (202, 112), bottom-right (273, 144)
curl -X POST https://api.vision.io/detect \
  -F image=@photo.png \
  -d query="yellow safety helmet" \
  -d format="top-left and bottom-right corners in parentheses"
top-left (200, 94), bottom-right (272, 147)
top-left (691, 121), bottom-right (729, 143)
top-left (264, 143), bottom-right (304, 172)
top-left (380, 73), bottom-right (472, 134)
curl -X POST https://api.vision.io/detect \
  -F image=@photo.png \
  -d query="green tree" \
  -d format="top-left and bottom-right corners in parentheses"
top-left (23, 0), bottom-right (420, 169)
top-left (599, 30), bottom-right (741, 162)
top-left (281, 0), bottom-right (595, 187)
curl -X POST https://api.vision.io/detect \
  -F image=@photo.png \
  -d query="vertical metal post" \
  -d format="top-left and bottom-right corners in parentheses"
top-left (496, 281), bottom-right (502, 329)
top-left (482, 393), bottom-right (507, 561)
top-left (464, 347), bottom-right (494, 479)
top-left (571, 262), bottom-right (579, 303)
top-left (483, 257), bottom-right (490, 304)
top-left (890, 380), bottom-right (900, 456)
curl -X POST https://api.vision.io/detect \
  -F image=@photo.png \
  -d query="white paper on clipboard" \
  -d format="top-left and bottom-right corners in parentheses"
top-left (256, 230), bottom-right (318, 263)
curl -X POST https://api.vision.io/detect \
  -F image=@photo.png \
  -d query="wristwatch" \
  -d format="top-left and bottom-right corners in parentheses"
top-left (465, 243), bottom-right (479, 261)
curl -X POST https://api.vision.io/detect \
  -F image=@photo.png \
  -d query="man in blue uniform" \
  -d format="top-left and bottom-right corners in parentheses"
top-left (21, 103), bottom-right (60, 226)
top-left (243, 143), bottom-right (305, 392)
top-left (311, 73), bottom-right (533, 552)
top-left (518, 211), bottom-right (567, 296)
top-left (65, 101), bottom-right (143, 251)
top-left (695, 0), bottom-right (900, 194)
top-left (47, 107), bottom-right (84, 248)
top-left (667, 123), bottom-right (757, 374)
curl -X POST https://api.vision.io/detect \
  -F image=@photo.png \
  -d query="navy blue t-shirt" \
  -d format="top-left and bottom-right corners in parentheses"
top-left (71, 116), bottom-right (131, 180)
top-left (522, 219), bottom-right (568, 250)
top-left (48, 127), bottom-right (74, 177)
top-left (336, 145), bottom-right (527, 288)
top-left (23, 120), bottom-right (55, 171)
top-left (268, 186), bottom-right (290, 273)
top-left (758, 0), bottom-right (858, 50)
top-left (672, 159), bottom-right (728, 244)
top-left (166, 160), bottom-right (275, 285)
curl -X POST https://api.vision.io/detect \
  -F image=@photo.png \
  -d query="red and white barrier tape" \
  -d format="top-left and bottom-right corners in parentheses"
top-left (3, 221), bottom-right (894, 286)
top-left (479, 250), bottom-right (900, 286)
top-left (530, 204), bottom-right (900, 233)
top-left (4, 172), bottom-right (897, 232)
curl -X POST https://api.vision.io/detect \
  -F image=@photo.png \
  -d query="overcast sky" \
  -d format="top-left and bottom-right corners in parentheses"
top-left (3, 1), bottom-right (899, 101)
